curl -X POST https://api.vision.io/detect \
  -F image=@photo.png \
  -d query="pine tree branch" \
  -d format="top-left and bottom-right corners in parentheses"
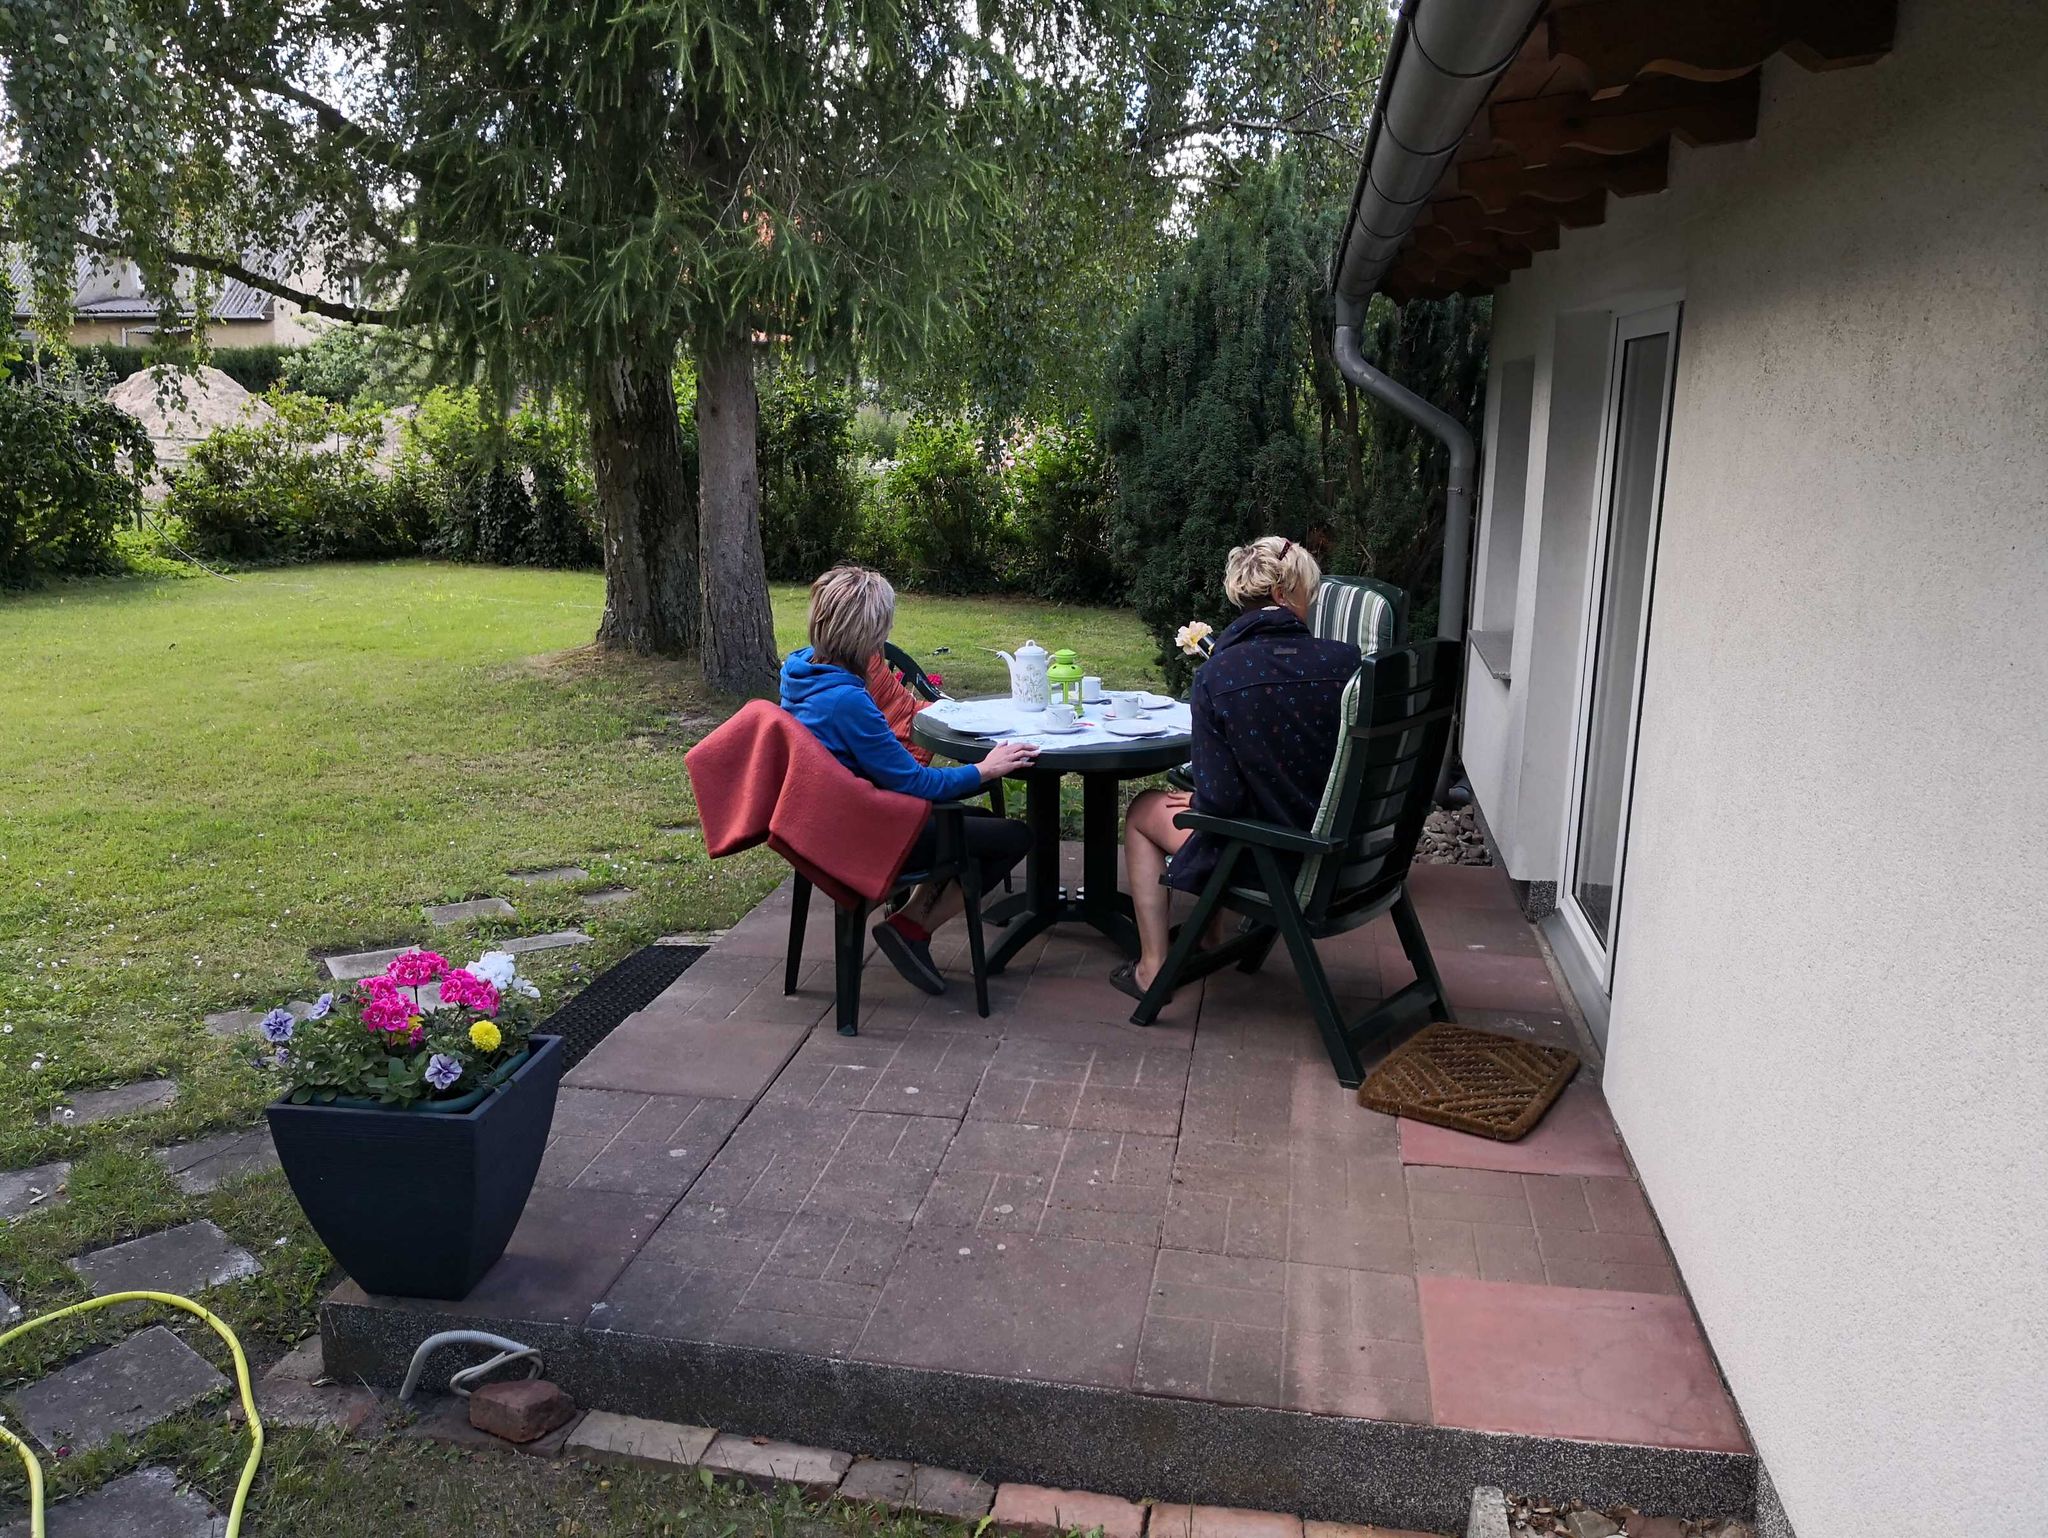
top-left (14, 227), bottom-right (400, 325)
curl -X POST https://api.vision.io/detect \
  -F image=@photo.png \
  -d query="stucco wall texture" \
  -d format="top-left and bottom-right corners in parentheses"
top-left (1474, 3), bottom-right (2047, 1533)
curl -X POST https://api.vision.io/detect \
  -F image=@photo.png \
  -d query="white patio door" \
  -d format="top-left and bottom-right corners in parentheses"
top-left (1561, 304), bottom-right (1680, 987)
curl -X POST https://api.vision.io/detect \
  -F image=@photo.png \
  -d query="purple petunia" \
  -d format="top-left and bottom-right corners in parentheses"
top-left (272, 1046), bottom-right (290, 1068)
top-left (424, 1053), bottom-right (463, 1092)
top-left (307, 992), bottom-right (334, 1020)
top-left (260, 1007), bottom-right (296, 1044)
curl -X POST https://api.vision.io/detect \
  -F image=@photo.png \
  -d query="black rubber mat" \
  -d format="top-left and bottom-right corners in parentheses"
top-left (539, 943), bottom-right (707, 1070)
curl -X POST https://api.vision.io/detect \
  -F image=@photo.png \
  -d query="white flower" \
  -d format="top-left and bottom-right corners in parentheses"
top-left (1175, 619), bottom-right (1215, 657)
top-left (512, 977), bottom-right (541, 1000)
top-left (469, 951), bottom-right (517, 989)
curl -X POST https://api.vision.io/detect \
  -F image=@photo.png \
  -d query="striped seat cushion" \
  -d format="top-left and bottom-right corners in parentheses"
top-left (1309, 577), bottom-right (1403, 655)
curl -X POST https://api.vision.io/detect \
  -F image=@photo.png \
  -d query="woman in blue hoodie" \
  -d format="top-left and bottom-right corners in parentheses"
top-left (781, 565), bottom-right (1038, 994)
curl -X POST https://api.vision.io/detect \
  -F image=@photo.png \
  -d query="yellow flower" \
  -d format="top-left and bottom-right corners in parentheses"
top-left (468, 1020), bottom-right (503, 1052)
top-left (1175, 619), bottom-right (1214, 657)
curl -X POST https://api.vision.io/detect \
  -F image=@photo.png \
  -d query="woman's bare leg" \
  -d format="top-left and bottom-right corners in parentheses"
top-left (1125, 790), bottom-right (1193, 989)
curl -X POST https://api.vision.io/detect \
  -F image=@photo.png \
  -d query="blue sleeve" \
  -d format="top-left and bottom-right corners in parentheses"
top-left (1189, 673), bottom-right (1249, 818)
top-left (836, 693), bottom-right (984, 802)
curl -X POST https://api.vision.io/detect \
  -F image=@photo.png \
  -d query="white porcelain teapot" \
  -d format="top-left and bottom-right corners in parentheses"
top-left (996, 639), bottom-right (1051, 712)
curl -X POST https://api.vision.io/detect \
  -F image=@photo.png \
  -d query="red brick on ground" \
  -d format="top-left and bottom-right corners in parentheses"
top-left (468, 1378), bottom-right (577, 1443)
top-left (990, 1482), bottom-right (1147, 1538)
top-left (1151, 1502), bottom-right (1304, 1538)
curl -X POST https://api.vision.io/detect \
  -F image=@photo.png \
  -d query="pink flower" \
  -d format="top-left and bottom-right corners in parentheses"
top-left (927, 672), bottom-right (945, 688)
top-left (385, 949), bottom-right (449, 987)
top-left (438, 968), bottom-right (501, 1015)
top-left (359, 993), bottom-right (415, 1036)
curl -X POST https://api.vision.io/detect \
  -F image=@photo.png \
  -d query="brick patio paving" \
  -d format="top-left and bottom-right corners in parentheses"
top-left (325, 855), bottom-right (1755, 1531)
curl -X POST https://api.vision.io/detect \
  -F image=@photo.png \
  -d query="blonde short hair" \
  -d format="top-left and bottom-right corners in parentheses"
top-left (1223, 536), bottom-right (1322, 609)
top-left (807, 565), bottom-right (896, 669)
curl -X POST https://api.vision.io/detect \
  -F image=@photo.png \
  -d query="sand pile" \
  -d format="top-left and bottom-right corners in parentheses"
top-left (105, 366), bottom-right (276, 466)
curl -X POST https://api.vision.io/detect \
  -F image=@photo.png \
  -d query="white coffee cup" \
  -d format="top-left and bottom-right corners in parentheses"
top-left (1046, 703), bottom-right (1076, 730)
top-left (1082, 675), bottom-right (1103, 703)
top-left (1104, 692), bottom-right (1132, 719)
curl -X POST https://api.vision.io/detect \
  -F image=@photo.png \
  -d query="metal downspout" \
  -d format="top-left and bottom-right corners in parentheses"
top-left (1332, 311), bottom-right (1476, 643)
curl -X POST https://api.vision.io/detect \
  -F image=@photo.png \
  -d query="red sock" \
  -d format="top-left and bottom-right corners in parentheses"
top-left (887, 913), bottom-right (931, 943)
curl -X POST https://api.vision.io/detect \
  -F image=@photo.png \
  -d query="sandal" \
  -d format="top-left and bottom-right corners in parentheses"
top-left (1109, 961), bottom-right (1164, 1003)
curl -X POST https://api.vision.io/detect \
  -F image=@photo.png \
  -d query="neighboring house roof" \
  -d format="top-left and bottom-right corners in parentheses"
top-left (1333, 0), bottom-right (1898, 306)
top-left (7, 249), bottom-right (276, 324)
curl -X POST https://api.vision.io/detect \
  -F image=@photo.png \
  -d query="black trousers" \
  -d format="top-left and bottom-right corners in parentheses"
top-left (906, 806), bottom-right (1032, 893)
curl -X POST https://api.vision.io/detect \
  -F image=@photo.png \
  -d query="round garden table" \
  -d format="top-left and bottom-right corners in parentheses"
top-left (912, 696), bottom-right (1193, 974)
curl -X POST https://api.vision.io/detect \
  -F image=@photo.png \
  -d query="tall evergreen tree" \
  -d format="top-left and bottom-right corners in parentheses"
top-left (0, 0), bottom-right (1102, 689)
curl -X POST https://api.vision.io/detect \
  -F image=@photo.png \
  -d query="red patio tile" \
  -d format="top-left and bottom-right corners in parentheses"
top-left (990, 1483), bottom-right (1146, 1538)
top-left (1398, 1080), bottom-right (1631, 1179)
top-left (1418, 1276), bottom-right (1747, 1453)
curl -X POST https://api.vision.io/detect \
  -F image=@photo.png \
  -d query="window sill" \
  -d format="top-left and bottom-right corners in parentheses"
top-left (1469, 629), bottom-right (1514, 684)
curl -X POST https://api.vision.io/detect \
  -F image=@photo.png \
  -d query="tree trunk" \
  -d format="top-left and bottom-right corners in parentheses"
top-left (694, 327), bottom-right (781, 696)
top-left (589, 345), bottom-right (699, 654)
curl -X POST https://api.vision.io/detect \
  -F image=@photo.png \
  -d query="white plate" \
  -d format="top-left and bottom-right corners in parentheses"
top-left (1137, 692), bottom-right (1177, 710)
top-left (1036, 720), bottom-right (1085, 735)
top-left (1105, 719), bottom-right (1168, 737)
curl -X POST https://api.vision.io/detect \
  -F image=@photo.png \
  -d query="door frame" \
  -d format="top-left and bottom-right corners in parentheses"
top-left (1556, 301), bottom-right (1682, 994)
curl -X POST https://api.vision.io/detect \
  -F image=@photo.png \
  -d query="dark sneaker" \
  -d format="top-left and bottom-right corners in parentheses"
top-left (873, 921), bottom-right (947, 995)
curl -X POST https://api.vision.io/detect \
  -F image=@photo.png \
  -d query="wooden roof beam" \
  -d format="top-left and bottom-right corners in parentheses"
top-left (1455, 144), bottom-right (1666, 215)
top-left (1546, 0), bottom-right (1897, 93)
top-left (1486, 73), bottom-right (1761, 166)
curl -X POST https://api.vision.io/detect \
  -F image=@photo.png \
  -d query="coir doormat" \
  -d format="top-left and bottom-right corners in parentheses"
top-left (1359, 1021), bottom-right (1580, 1142)
top-left (539, 943), bottom-right (706, 1071)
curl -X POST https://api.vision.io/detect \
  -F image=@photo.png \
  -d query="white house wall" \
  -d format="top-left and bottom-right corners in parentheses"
top-left (1462, 1), bottom-right (2048, 1532)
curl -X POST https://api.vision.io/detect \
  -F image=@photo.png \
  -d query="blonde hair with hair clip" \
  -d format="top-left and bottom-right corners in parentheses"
top-left (807, 565), bottom-right (896, 669)
top-left (1223, 535), bottom-right (1322, 609)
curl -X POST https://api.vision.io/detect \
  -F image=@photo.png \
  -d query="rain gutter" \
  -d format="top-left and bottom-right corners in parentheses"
top-left (1330, 0), bottom-right (1547, 643)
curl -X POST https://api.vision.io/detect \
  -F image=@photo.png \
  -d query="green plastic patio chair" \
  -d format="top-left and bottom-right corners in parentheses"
top-left (1130, 639), bottom-right (1462, 1086)
top-left (1308, 574), bottom-right (1408, 654)
top-left (884, 641), bottom-right (1011, 890)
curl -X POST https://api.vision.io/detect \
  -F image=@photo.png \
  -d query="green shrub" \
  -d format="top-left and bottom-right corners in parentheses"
top-left (0, 372), bottom-right (156, 583)
top-left (282, 326), bottom-right (430, 405)
top-left (396, 387), bottom-right (600, 569)
top-left (868, 417), bottom-right (1010, 594)
top-left (759, 370), bottom-right (861, 579)
top-left (74, 343), bottom-right (148, 382)
top-left (207, 344), bottom-right (298, 395)
top-left (1008, 417), bottom-right (1121, 603)
top-left (168, 391), bottom-right (420, 562)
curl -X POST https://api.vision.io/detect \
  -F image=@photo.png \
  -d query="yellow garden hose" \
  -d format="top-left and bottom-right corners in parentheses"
top-left (0, 1290), bottom-right (264, 1538)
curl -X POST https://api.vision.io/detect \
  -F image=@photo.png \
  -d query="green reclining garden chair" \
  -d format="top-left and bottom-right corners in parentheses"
top-left (1308, 574), bottom-right (1408, 654)
top-left (1131, 639), bottom-right (1462, 1086)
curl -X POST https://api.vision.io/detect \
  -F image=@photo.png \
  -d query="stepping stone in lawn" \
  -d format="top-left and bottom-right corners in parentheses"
top-left (68, 1219), bottom-right (261, 1299)
top-left (0, 1160), bottom-right (72, 1221)
top-left (424, 897), bottom-right (516, 926)
top-left (512, 866), bottom-right (588, 886)
top-left (10, 1325), bottom-right (229, 1453)
top-left (322, 946), bottom-right (415, 981)
top-left (150, 1128), bottom-right (279, 1196)
top-left (46, 1079), bottom-right (177, 1127)
top-left (502, 930), bottom-right (595, 956)
top-left (203, 1000), bottom-right (316, 1038)
top-left (0, 1465), bottom-right (226, 1538)
top-left (581, 888), bottom-right (636, 910)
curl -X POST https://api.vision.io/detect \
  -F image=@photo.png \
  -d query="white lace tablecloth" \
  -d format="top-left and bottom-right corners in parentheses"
top-left (921, 694), bottom-right (1192, 751)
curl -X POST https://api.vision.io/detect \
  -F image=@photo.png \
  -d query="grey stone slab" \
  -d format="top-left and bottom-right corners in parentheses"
top-left (503, 929), bottom-right (596, 955)
top-left (839, 1457), bottom-right (996, 1519)
top-left (566, 1409), bottom-right (716, 1469)
top-left (424, 897), bottom-right (517, 926)
top-left (204, 999), bottom-right (316, 1038)
top-left (255, 1377), bottom-right (380, 1433)
top-left (566, 1009), bottom-right (811, 1100)
top-left (68, 1219), bottom-right (262, 1298)
top-left (266, 1335), bottom-right (325, 1383)
top-left (1466, 1487), bottom-right (1511, 1538)
top-left (512, 866), bottom-right (589, 886)
top-left (11, 1326), bottom-right (229, 1453)
top-left (324, 946), bottom-right (414, 982)
top-left (581, 888), bottom-right (637, 909)
top-left (151, 1127), bottom-right (279, 1195)
top-left (0, 1159), bottom-right (71, 1220)
top-left (48, 1079), bottom-right (178, 1126)
top-left (0, 1465), bottom-right (226, 1538)
top-left (701, 1431), bottom-right (851, 1494)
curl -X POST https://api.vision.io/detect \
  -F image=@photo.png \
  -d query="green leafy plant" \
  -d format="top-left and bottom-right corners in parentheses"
top-left (1007, 416), bottom-right (1120, 603)
top-left (167, 390), bottom-right (419, 562)
top-left (869, 417), bottom-right (1011, 594)
top-left (0, 368), bottom-right (157, 584)
top-left (397, 387), bottom-right (599, 569)
top-left (758, 368), bottom-right (862, 580)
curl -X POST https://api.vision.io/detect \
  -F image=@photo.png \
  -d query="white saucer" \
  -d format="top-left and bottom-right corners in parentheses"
top-left (1106, 719), bottom-right (1168, 737)
top-left (1036, 720), bottom-right (1085, 735)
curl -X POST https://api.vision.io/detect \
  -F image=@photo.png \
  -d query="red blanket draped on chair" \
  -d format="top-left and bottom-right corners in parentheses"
top-left (684, 699), bottom-right (929, 907)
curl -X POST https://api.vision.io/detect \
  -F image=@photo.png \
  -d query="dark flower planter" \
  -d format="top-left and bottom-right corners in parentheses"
top-left (266, 1035), bottom-right (563, 1300)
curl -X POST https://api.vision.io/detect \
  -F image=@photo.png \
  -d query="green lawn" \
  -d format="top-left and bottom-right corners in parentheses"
top-left (0, 560), bottom-right (1162, 1528)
